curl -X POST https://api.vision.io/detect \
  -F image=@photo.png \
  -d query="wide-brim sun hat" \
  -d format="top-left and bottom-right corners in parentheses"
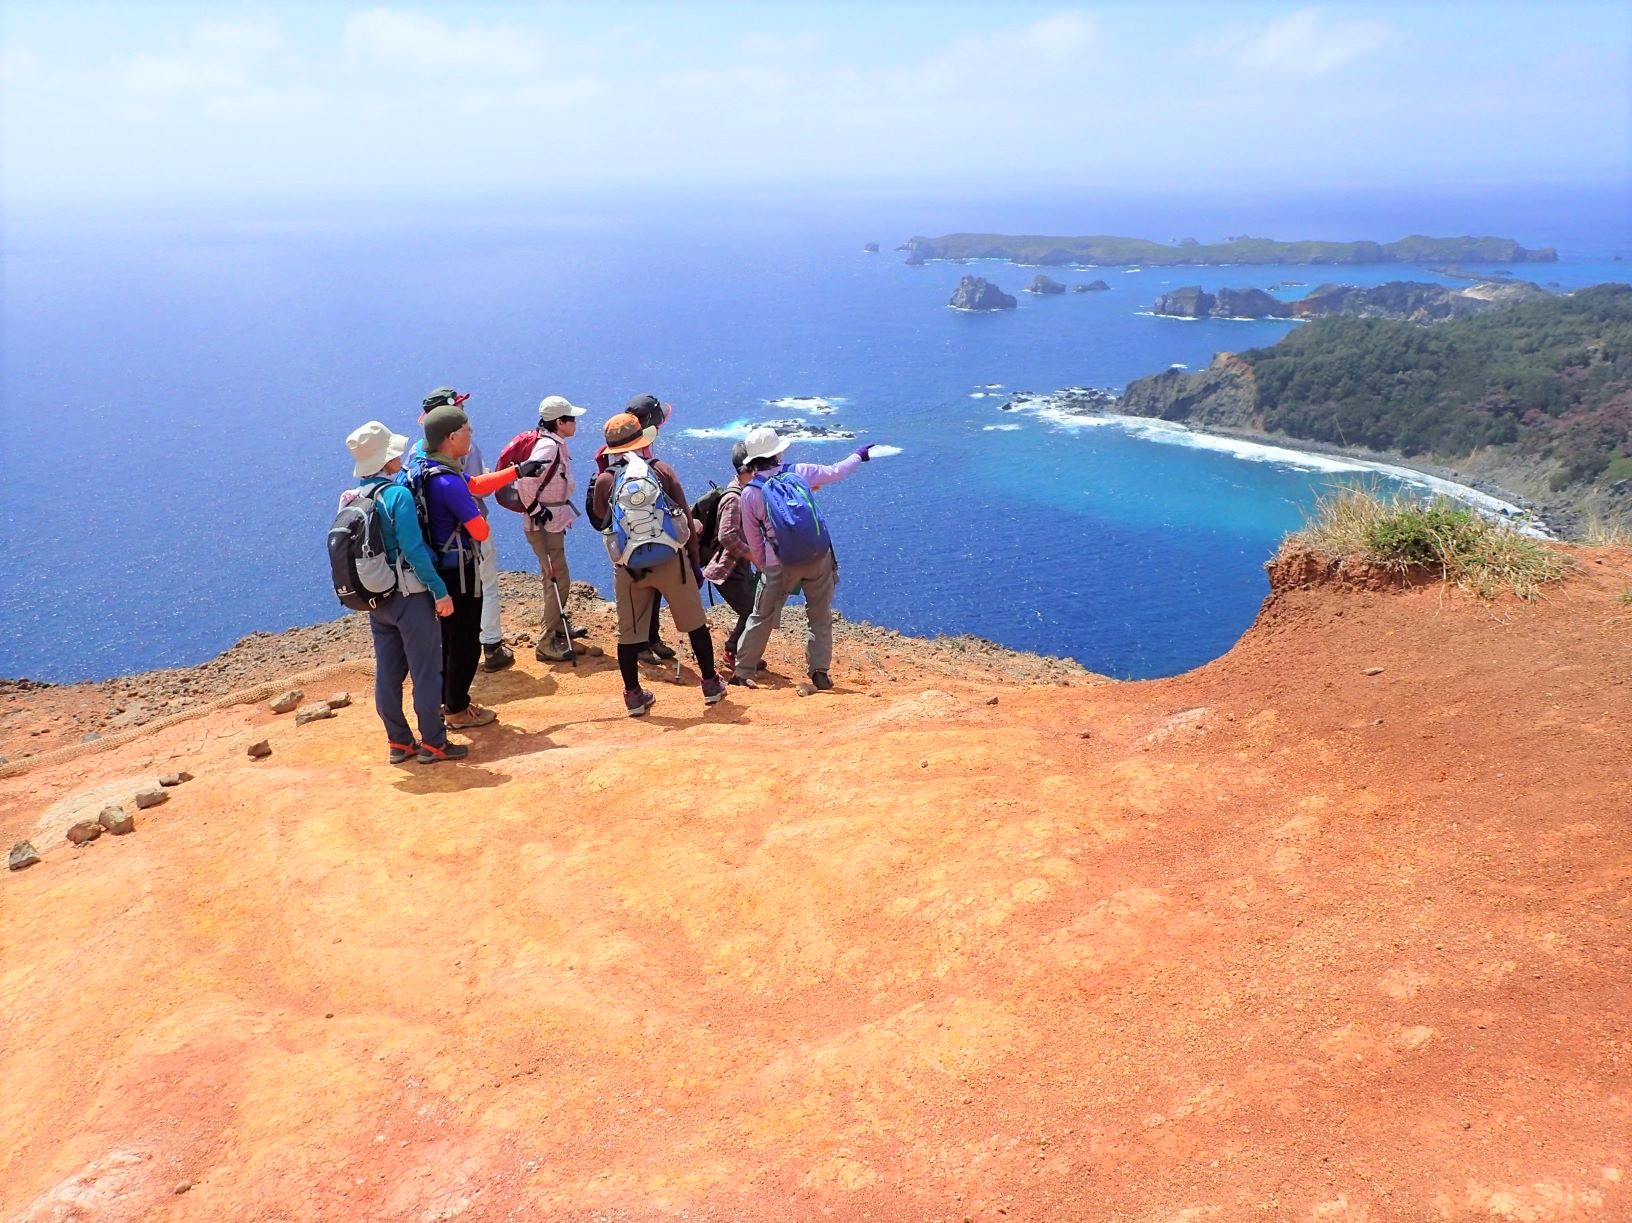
top-left (603, 412), bottom-right (657, 454)
top-left (538, 394), bottom-right (587, 422)
top-left (347, 420), bottom-right (409, 477)
top-left (742, 425), bottom-right (790, 463)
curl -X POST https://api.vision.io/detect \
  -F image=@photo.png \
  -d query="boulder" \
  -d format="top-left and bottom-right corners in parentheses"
top-left (134, 788), bottom-right (168, 810)
top-left (99, 806), bottom-right (136, 835)
top-left (247, 740), bottom-right (272, 759)
top-left (1152, 286), bottom-right (1215, 318)
top-left (159, 772), bottom-right (192, 787)
top-left (66, 820), bottom-right (102, 846)
top-left (269, 690), bottom-right (303, 714)
top-left (1213, 287), bottom-right (1291, 318)
top-left (1074, 280), bottom-right (1110, 292)
top-left (862, 242), bottom-right (879, 253)
top-left (295, 703), bottom-right (336, 726)
top-left (949, 276), bottom-right (1017, 311)
top-left (9, 840), bottom-right (41, 869)
top-left (1025, 274), bottom-right (1067, 295)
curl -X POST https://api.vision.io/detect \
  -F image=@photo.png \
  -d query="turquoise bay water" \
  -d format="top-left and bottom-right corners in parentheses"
top-left (2, 189), bottom-right (1627, 682)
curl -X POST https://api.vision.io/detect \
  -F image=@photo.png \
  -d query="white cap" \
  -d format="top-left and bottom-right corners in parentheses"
top-left (346, 420), bottom-right (409, 477)
top-left (742, 425), bottom-right (790, 463)
top-left (538, 394), bottom-right (587, 422)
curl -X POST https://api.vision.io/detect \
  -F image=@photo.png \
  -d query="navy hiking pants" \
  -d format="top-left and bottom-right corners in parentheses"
top-left (369, 591), bottom-right (447, 749)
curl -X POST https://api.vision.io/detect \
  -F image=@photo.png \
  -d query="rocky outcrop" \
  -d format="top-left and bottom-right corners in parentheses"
top-left (949, 276), bottom-right (1017, 311)
top-left (1214, 287), bottom-right (1290, 318)
top-left (1025, 274), bottom-right (1067, 295)
top-left (863, 243), bottom-right (879, 254)
top-left (1118, 354), bottom-right (1259, 430)
top-left (1152, 286), bottom-right (1215, 318)
top-left (1074, 280), bottom-right (1110, 292)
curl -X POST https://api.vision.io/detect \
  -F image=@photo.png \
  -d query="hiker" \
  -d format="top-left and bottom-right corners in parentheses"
top-left (589, 411), bottom-right (726, 716)
top-left (730, 426), bottom-right (875, 690)
top-left (339, 421), bottom-right (467, 764)
top-left (416, 404), bottom-right (549, 728)
top-left (697, 441), bottom-right (757, 676)
top-left (513, 394), bottom-right (591, 662)
top-left (419, 386), bottom-right (515, 674)
top-left (595, 393), bottom-right (680, 665)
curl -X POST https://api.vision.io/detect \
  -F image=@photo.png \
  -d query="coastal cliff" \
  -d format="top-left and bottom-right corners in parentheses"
top-left (1121, 284), bottom-right (1632, 534)
top-left (949, 275), bottom-right (1017, 311)
top-left (902, 232), bottom-right (1558, 267)
top-left (1151, 280), bottom-right (1551, 322)
top-left (4, 549), bottom-right (1629, 1220)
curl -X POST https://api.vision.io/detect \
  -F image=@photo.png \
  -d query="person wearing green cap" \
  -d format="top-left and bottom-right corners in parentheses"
top-left (412, 401), bottom-right (549, 728)
top-left (419, 386), bottom-right (516, 673)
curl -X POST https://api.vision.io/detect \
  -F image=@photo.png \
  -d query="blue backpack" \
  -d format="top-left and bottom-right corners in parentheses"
top-left (609, 455), bottom-right (688, 571)
top-left (751, 469), bottom-right (831, 565)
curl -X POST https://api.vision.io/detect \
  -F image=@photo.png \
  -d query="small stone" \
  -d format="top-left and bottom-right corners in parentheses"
top-left (81, 732), bottom-right (101, 744)
top-left (1078, 730), bottom-right (1093, 739)
top-left (269, 689), bottom-right (303, 714)
top-left (295, 703), bottom-right (336, 726)
top-left (247, 739), bottom-right (272, 759)
top-left (66, 820), bottom-right (103, 845)
top-left (0, 755), bottom-right (8, 766)
top-left (134, 788), bottom-right (168, 810)
top-left (1363, 666), bottom-right (1385, 676)
top-left (158, 773), bottom-right (186, 787)
top-left (99, 806), bottom-right (136, 835)
top-left (8, 840), bottom-right (40, 870)
top-left (795, 683), bottom-right (816, 697)
top-left (984, 696), bottom-right (999, 706)
top-left (174, 1180), bottom-right (192, 1194)
top-left (326, 692), bottom-right (352, 710)
top-left (586, 645), bottom-right (605, 658)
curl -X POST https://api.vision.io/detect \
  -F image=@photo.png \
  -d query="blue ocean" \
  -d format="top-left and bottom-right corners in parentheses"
top-left (2, 187), bottom-right (1627, 683)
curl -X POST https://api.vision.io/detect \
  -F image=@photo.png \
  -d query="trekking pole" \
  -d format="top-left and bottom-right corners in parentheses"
top-left (545, 553), bottom-right (578, 669)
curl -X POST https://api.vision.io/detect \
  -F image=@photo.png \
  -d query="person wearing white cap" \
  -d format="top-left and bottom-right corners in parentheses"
top-left (517, 394), bottom-right (590, 661)
top-left (341, 421), bottom-right (467, 765)
top-left (731, 426), bottom-right (876, 690)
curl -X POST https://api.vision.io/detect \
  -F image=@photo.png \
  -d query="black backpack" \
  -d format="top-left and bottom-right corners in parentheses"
top-left (328, 486), bottom-right (400, 611)
top-left (691, 481), bottom-right (739, 565)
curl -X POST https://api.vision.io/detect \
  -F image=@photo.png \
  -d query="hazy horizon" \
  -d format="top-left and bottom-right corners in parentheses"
top-left (3, 1), bottom-right (1628, 211)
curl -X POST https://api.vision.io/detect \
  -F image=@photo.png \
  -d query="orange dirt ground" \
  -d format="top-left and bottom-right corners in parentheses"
top-left (2, 547), bottom-right (1629, 1222)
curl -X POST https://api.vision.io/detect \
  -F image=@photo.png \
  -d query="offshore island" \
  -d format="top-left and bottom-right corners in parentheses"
top-left (900, 232), bottom-right (1558, 267)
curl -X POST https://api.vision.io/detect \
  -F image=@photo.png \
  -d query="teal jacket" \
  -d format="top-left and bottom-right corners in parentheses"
top-left (361, 473), bottom-right (449, 601)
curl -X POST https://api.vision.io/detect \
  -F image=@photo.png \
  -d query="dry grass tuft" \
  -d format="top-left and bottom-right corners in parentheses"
top-left (1292, 486), bottom-right (1571, 599)
top-left (1582, 517), bottom-right (1631, 548)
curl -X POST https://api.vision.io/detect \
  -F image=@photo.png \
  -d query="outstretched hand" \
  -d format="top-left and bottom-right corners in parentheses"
top-left (856, 444), bottom-right (874, 462)
top-left (515, 458), bottom-right (547, 478)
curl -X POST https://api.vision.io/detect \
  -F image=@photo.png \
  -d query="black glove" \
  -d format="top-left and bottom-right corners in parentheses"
top-left (515, 458), bottom-right (546, 478)
top-left (856, 444), bottom-right (874, 462)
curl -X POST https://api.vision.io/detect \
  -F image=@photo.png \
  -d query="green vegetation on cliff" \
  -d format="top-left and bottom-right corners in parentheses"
top-left (1241, 284), bottom-right (1632, 487)
top-left (903, 233), bottom-right (1556, 267)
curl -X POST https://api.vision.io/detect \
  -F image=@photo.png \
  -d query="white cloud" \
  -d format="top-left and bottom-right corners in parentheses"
top-left (1196, 8), bottom-right (1392, 78)
top-left (126, 20), bottom-right (289, 99)
top-left (341, 9), bottom-right (547, 78)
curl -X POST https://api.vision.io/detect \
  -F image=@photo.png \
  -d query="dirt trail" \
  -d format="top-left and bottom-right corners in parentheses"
top-left (2, 548), bottom-right (1629, 1222)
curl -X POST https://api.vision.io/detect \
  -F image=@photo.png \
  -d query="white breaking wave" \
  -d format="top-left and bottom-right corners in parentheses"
top-left (680, 417), bottom-right (856, 444)
top-left (1169, 363), bottom-right (1189, 369)
top-left (765, 395), bottom-right (845, 415)
top-left (970, 392), bottom-right (988, 398)
top-left (866, 444), bottom-right (903, 457)
top-left (997, 397), bottom-right (1545, 533)
top-left (983, 423), bottom-right (1022, 432)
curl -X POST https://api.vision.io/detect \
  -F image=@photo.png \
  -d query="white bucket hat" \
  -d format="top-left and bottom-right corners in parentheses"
top-left (538, 394), bottom-right (587, 423)
top-left (742, 425), bottom-right (790, 463)
top-left (346, 420), bottom-right (408, 477)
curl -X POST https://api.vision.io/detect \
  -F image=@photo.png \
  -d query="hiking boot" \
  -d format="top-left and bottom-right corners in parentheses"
top-left (624, 688), bottom-right (657, 717)
top-left (534, 637), bottom-right (576, 663)
top-left (721, 648), bottom-right (737, 675)
top-left (728, 674), bottom-right (758, 689)
top-left (388, 741), bottom-right (419, 765)
top-left (568, 625), bottom-right (590, 639)
top-left (809, 670), bottom-right (834, 692)
top-left (702, 676), bottom-right (726, 706)
top-left (444, 702), bottom-right (498, 729)
top-left (416, 741), bottom-right (470, 765)
top-left (482, 642), bottom-right (515, 672)
top-left (640, 640), bottom-right (677, 662)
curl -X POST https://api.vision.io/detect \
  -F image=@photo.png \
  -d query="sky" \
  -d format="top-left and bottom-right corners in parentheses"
top-left (1, 1), bottom-right (1628, 209)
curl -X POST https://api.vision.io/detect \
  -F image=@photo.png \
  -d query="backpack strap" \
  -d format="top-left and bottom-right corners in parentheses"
top-left (519, 439), bottom-right (566, 524)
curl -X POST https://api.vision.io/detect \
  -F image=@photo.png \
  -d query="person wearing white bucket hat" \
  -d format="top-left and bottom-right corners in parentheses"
top-left (340, 421), bottom-right (466, 765)
top-left (517, 394), bottom-right (589, 661)
top-left (730, 426), bottom-right (877, 690)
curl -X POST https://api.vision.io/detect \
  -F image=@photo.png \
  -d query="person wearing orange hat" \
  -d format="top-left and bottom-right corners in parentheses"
top-left (589, 412), bottom-right (725, 716)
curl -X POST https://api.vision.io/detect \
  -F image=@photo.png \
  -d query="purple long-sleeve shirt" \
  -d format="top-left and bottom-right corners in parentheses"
top-left (738, 452), bottom-right (863, 570)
